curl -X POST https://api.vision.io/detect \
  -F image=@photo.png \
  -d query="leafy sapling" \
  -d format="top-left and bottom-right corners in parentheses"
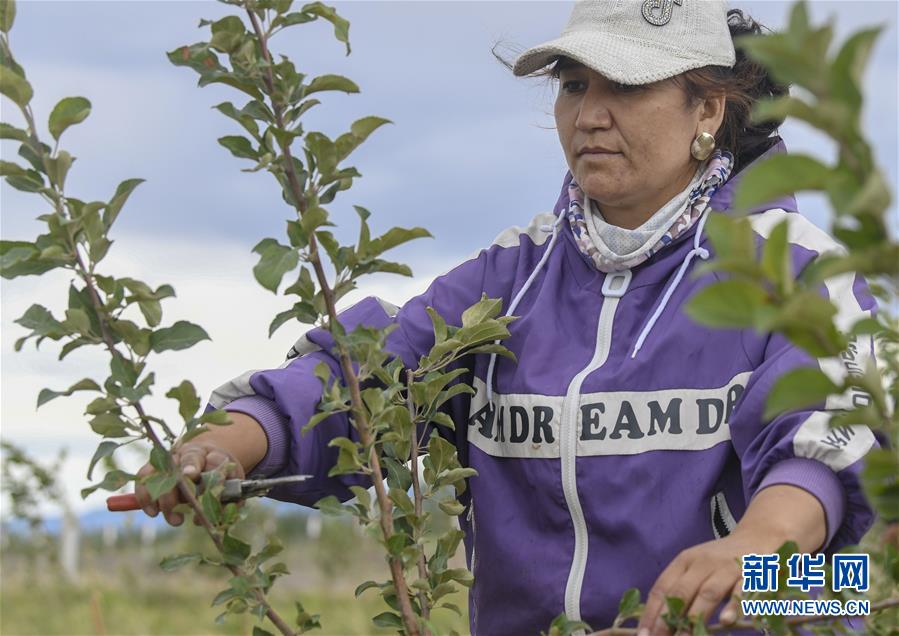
top-left (168, 1), bottom-right (517, 634)
top-left (0, 1), bottom-right (304, 633)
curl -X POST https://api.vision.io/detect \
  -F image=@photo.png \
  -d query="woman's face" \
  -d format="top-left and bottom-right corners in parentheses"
top-left (554, 61), bottom-right (722, 227)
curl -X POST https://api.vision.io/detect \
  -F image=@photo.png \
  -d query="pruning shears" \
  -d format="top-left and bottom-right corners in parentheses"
top-left (105, 474), bottom-right (313, 512)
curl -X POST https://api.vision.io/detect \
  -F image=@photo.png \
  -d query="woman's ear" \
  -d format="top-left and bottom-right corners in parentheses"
top-left (698, 93), bottom-right (727, 137)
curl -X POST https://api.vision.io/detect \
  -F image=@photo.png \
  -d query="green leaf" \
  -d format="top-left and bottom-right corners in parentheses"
top-left (0, 65), bottom-right (32, 107)
top-left (268, 308), bottom-right (297, 337)
top-left (159, 553), bottom-right (203, 572)
top-left (760, 219), bottom-right (792, 293)
top-left (273, 11), bottom-right (316, 29)
top-left (461, 294), bottom-right (503, 327)
top-left (684, 280), bottom-right (767, 329)
top-left (45, 150), bottom-right (75, 189)
top-left (81, 469), bottom-right (134, 498)
top-left (166, 380), bottom-right (201, 421)
top-left (109, 354), bottom-right (139, 387)
top-left (763, 367), bottom-right (840, 420)
top-left (301, 206), bottom-right (330, 236)
top-left (301, 2), bottom-right (351, 54)
top-left (305, 132), bottom-right (337, 176)
top-left (335, 116), bottom-right (391, 160)
top-left (209, 15), bottom-right (247, 54)
top-left (0, 240), bottom-right (56, 279)
top-left (252, 238), bottom-right (298, 293)
top-left (0, 159), bottom-right (26, 178)
top-left (354, 580), bottom-right (379, 598)
top-left (314, 495), bottom-right (346, 516)
top-left (222, 533), bottom-right (252, 565)
top-left (15, 304), bottom-right (66, 339)
top-left (199, 409), bottom-right (232, 426)
top-left (89, 413), bottom-right (131, 438)
top-left (752, 96), bottom-right (852, 140)
top-left (149, 320), bottom-right (210, 353)
top-left (663, 596), bottom-right (686, 627)
top-left (830, 27), bottom-right (881, 112)
top-left (103, 178), bottom-right (144, 229)
top-left (371, 612), bottom-right (403, 629)
top-left (0, 122), bottom-right (27, 141)
top-left (0, 0), bottom-right (16, 33)
top-left (252, 627), bottom-right (275, 636)
top-left (48, 97), bottom-right (91, 140)
top-left (218, 135), bottom-right (258, 160)
top-left (285, 219), bottom-right (308, 249)
top-left (368, 226), bottom-right (431, 258)
top-left (143, 472), bottom-right (180, 500)
top-left (734, 154), bottom-right (832, 211)
top-left (211, 587), bottom-right (236, 607)
top-left (37, 378), bottom-right (100, 408)
top-left (439, 499), bottom-right (465, 516)
top-left (305, 73), bottom-right (358, 96)
top-left (212, 101), bottom-right (260, 139)
top-left (87, 441), bottom-right (119, 480)
top-left (201, 487), bottom-right (223, 526)
top-left (617, 587), bottom-right (642, 618)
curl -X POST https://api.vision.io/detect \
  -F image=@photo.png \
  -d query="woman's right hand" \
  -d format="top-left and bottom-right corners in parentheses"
top-left (133, 439), bottom-right (246, 526)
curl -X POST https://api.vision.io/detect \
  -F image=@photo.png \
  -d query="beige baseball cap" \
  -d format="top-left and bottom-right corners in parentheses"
top-left (513, 0), bottom-right (736, 85)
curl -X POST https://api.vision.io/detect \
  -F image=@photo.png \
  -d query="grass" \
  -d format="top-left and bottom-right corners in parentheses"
top-left (0, 574), bottom-right (470, 636)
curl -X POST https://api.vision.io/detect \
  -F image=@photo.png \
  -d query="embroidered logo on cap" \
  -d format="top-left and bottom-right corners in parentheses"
top-left (641, 0), bottom-right (683, 26)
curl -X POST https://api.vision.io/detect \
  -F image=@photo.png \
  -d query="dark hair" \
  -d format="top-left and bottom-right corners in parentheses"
top-left (672, 10), bottom-right (789, 172)
top-left (492, 9), bottom-right (789, 173)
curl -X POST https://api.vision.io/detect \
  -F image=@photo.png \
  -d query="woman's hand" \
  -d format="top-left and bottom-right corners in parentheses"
top-left (134, 439), bottom-right (246, 526)
top-left (133, 411), bottom-right (268, 526)
top-left (637, 483), bottom-right (829, 636)
top-left (636, 533), bottom-right (750, 636)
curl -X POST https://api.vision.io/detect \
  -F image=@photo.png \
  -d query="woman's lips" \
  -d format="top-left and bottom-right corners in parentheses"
top-left (579, 150), bottom-right (621, 159)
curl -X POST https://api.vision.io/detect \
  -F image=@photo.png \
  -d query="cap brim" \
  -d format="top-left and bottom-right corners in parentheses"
top-left (512, 31), bottom-right (726, 85)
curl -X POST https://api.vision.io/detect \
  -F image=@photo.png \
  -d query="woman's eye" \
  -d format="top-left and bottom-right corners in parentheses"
top-left (561, 80), bottom-right (585, 93)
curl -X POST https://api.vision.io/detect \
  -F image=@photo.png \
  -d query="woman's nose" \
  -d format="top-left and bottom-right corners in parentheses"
top-left (575, 90), bottom-right (613, 131)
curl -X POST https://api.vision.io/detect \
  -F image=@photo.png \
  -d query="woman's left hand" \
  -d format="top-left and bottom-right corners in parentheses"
top-left (635, 484), bottom-right (829, 636)
top-left (636, 532), bottom-right (757, 636)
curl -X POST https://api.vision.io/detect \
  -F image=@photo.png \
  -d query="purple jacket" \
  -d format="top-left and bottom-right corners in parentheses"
top-left (208, 140), bottom-right (879, 635)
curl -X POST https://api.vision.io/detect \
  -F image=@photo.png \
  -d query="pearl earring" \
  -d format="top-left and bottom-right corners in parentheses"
top-left (691, 132), bottom-right (716, 161)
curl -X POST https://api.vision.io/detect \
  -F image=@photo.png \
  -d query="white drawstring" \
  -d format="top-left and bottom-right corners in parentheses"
top-left (485, 210), bottom-right (566, 402)
top-left (630, 209), bottom-right (712, 359)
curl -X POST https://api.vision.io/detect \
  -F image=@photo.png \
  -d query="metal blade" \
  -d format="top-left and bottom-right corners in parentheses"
top-left (235, 474), bottom-right (313, 498)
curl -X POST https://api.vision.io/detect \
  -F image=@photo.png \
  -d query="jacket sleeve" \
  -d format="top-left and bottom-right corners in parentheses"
top-left (729, 269), bottom-right (880, 555)
top-left (204, 244), bottom-right (511, 507)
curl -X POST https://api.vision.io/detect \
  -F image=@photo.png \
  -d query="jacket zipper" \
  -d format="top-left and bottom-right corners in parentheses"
top-left (467, 500), bottom-right (478, 630)
top-left (562, 270), bottom-right (632, 626)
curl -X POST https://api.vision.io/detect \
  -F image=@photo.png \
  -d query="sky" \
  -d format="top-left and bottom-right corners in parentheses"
top-left (1, 0), bottom-right (897, 518)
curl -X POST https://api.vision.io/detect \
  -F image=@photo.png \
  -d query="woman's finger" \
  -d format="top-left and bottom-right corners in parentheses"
top-left (134, 463), bottom-right (158, 517)
top-left (637, 554), bottom-right (688, 636)
top-left (177, 446), bottom-right (208, 479)
top-left (157, 485), bottom-right (183, 526)
top-left (685, 573), bottom-right (735, 631)
top-left (719, 580), bottom-right (742, 625)
top-left (650, 564), bottom-right (713, 636)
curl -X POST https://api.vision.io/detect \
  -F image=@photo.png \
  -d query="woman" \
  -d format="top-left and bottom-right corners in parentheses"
top-left (135, 2), bottom-right (879, 634)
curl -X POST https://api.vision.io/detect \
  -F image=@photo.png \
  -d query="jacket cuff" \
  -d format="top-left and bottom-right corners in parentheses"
top-left (223, 395), bottom-right (290, 477)
top-left (756, 457), bottom-right (846, 550)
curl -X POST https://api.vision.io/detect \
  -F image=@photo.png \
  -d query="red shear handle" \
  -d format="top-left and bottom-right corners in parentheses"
top-left (107, 493), bottom-right (141, 512)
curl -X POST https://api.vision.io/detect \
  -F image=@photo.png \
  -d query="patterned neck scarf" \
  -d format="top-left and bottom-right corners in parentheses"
top-left (566, 150), bottom-right (734, 272)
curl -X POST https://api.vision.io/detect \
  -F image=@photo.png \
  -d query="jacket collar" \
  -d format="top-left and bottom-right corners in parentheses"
top-left (552, 136), bottom-right (801, 291)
